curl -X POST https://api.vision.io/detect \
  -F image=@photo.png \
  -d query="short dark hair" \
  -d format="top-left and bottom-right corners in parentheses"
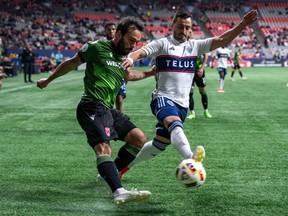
top-left (172, 11), bottom-right (192, 24)
top-left (105, 22), bottom-right (116, 30)
top-left (116, 16), bottom-right (144, 36)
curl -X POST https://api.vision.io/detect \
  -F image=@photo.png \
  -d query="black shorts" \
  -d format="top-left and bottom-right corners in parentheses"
top-left (233, 63), bottom-right (240, 69)
top-left (192, 70), bottom-right (206, 88)
top-left (76, 99), bottom-right (136, 148)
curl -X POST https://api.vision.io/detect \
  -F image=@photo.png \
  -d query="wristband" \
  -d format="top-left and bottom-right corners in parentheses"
top-left (127, 57), bottom-right (134, 65)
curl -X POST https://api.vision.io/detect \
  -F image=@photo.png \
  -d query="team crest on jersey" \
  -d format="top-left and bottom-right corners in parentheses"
top-left (186, 47), bottom-right (192, 53)
top-left (109, 52), bottom-right (113, 57)
top-left (80, 43), bottom-right (88, 52)
top-left (105, 127), bottom-right (111, 137)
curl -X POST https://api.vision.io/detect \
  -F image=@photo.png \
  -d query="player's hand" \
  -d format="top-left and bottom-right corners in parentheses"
top-left (242, 10), bottom-right (258, 26)
top-left (37, 78), bottom-right (49, 89)
top-left (122, 57), bottom-right (134, 70)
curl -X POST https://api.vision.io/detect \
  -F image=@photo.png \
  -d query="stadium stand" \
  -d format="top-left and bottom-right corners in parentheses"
top-left (0, 0), bottom-right (287, 72)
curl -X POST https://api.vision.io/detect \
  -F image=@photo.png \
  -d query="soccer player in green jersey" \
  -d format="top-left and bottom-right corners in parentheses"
top-left (230, 45), bottom-right (247, 81)
top-left (37, 17), bottom-right (155, 206)
top-left (187, 53), bottom-right (212, 119)
top-left (186, 29), bottom-right (211, 119)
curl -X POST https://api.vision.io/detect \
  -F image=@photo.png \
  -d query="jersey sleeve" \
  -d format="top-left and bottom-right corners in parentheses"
top-left (195, 38), bottom-right (213, 56)
top-left (141, 39), bottom-right (163, 57)
top-left (78, 41), bottom-right (99, 62)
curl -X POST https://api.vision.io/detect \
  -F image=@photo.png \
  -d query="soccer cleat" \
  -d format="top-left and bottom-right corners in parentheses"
top-left (186, 111), bottom-right (196, 119)
top-left (119, 167), bottom-right (129, 179)
top-left (230, 77), bottom-right (235, 81)
top-left (241, 77), bottom-right (247, 80)
top-left (192, 146), bottom-right (205, 163)
top-left (113, 189), bottom-right (151, 206)
top-left (217, 88), bottom-right (225, 93)
top-left (97, 174), bottom-right (112, 194)
top-left (204, 110), bottom-right (212, 118)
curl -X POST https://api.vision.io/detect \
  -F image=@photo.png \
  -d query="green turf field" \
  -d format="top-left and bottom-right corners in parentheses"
top-left (0, 67), bottom-right (287, 216)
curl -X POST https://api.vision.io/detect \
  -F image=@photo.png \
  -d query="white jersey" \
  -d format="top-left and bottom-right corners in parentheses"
top-left (142, 36), bottom-right (212, 108)
top-left (214, 47), bottom-right (231, 68)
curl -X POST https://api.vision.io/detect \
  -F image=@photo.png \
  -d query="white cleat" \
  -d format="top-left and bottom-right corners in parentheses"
top-left (192, 146), bottom-right (205, 163)
top-left (113, 189), bottom-right (151, 206)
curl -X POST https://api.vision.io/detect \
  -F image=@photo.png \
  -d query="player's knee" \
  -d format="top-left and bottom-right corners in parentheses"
top-left (127, 128), bottom-right (147, 148)
top-left (94, 143), bottom-right (112, 156)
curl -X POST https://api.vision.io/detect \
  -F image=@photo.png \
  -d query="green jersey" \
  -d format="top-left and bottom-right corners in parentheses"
top-left (195, 56), bottom-right (203, 71)
top-left (78, 40), bottom-right (125, 109)
top-left (234, 50), bottom-right (240, 64)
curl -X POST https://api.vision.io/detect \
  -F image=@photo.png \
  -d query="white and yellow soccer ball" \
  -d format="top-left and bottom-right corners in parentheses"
top-left (175, 158), bottom-right (206, 188)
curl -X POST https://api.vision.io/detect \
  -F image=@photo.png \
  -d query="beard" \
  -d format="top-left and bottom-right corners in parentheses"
top-left (115, 37), bottom-right (132, 56)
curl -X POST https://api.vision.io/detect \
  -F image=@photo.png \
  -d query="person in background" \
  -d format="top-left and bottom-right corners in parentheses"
top-left (55, 49), bottom-right (64, 66)
top-left (212, 46), bottom-right (232, 93)
top-left (186, 26), bottom-right (211, 119)
top-left (187, 53), bottom-right (212, 119)
top-left (105, 22), bottom-right (116, 40)
top-left (21, 42), bottom-right (35, 83)
top-left (0, 56), bottom-right (14, 77)
top-left (230, 45), bottom-right (247, 81)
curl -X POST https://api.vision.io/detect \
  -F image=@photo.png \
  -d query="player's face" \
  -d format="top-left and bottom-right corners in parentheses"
top-left (172, 17), bottom-right (192, 43)
top-left (116, 29), bottom-right (142, 55)
top-left (105, 25), bottom-right (116, 40)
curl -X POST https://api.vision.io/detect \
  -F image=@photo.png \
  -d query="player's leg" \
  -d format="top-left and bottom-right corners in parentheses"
top-left (230, 65), bottom-right (235, 81)
top-left (76, 100), bottom-right (150, 205)
top-left (238, 65), bottom-right (247, 80)
top-left (187, 86), bottom-right (195, 119)
top-left (111, 109), bottom-right (145, 174)
top-left (124, 123), bottom-right (171, 171)
top-left (156, 97), bottom-right (205, 161)
top-left (197, 72), bottom-right (212, 118)
top-left (199, 87), bottom-right (212, 118)
top-left (218, 68), bottom-right (226, 92)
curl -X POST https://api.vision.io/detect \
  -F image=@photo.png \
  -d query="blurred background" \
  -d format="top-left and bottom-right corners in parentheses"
top-left (0, 0), bottom-right (287, 77)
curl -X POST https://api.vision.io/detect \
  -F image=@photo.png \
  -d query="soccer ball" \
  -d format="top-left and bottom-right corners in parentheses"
top-left (175, 158), bottom-right (206, 188)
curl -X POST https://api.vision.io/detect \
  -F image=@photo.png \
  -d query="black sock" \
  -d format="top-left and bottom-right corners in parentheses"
top-left (114, 143), bottom-right (140, 172)
top-left (201, 92), bottom-right (208, 110)
top-left (97, 155), bottom-right (122, 193)
top-left (231, 71), bottom-right (235, 77)
top-left (239, 71), bottom-right (243, 77)
top-left (189, 92), bottom-right (194, 111)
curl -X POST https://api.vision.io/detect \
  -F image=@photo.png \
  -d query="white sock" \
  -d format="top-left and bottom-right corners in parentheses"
top-left (220, 78), bottom-right (225, 89)
top-left (128, 140), bottom-right (163, 168)
top-left (170, 127), bottom-right (193, 159)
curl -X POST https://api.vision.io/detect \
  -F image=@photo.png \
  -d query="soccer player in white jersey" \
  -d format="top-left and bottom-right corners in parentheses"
top-left (119, 10), bottom-right (258, 178)
top-left (212, 46), bottom-right (232, 93)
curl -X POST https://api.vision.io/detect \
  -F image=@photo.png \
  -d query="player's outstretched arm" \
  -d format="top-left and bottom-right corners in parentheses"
top-left (37, 53), bottom-right (83, 89)
top-left (210, 10), bottom-right (258, 51)
top-left (125, 65), bottom-right (156, 81)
